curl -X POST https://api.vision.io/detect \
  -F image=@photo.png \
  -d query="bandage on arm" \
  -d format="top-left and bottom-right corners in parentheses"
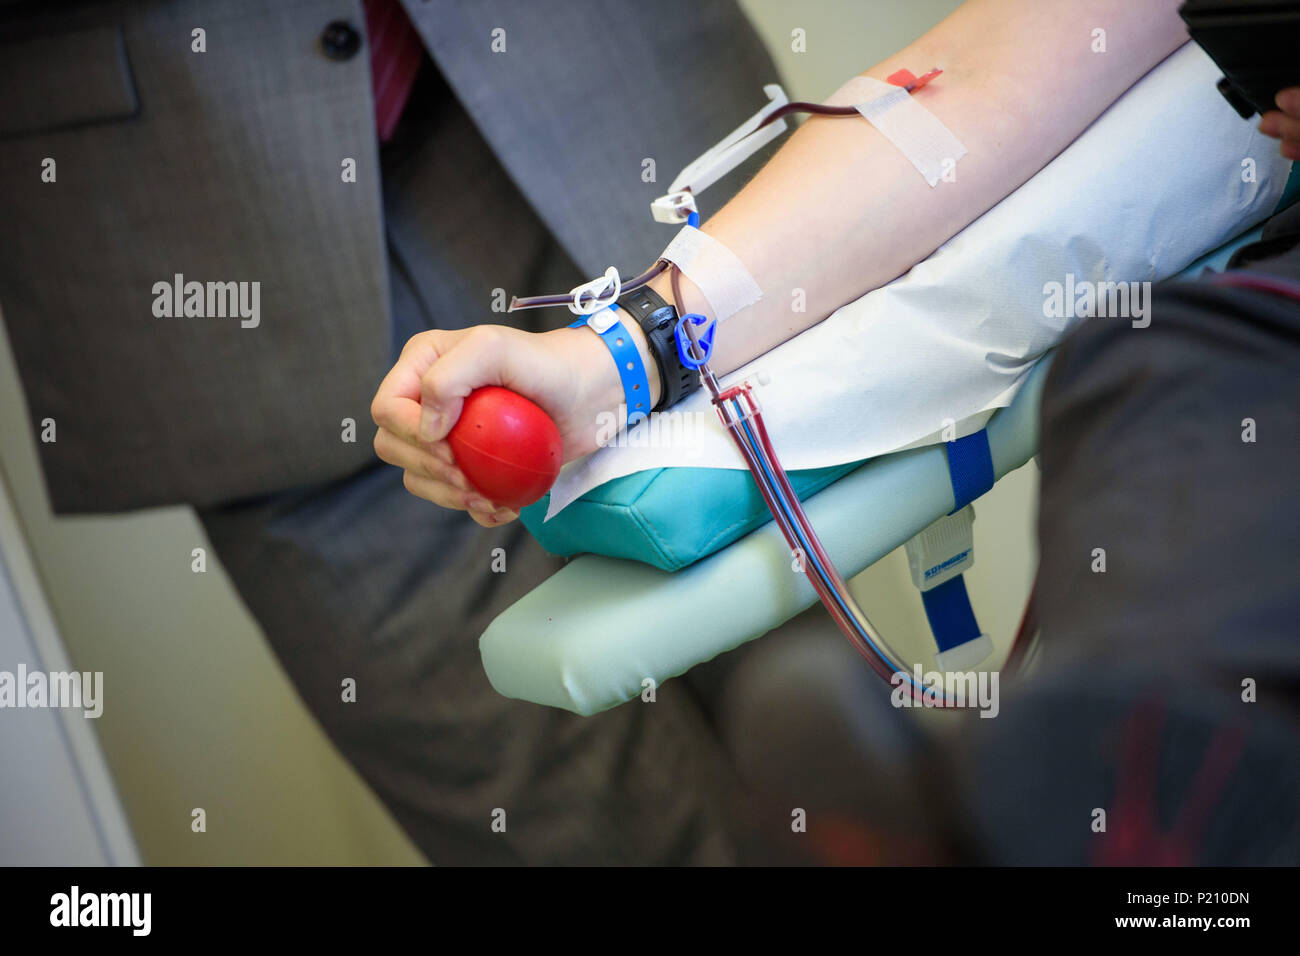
top-left (647, 0), bottom-right (1189, 381)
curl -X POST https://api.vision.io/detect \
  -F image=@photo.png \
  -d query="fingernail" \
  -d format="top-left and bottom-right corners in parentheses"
top-left (466, 495), bottom-right (492, 512)
top-left (420, 409), bottom-right (443, 442)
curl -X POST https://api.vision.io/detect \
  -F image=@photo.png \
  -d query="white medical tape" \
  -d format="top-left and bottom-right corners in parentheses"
top-left (658, 226), bottom-right (762, 321)
top-left (825, 75), bottom-right (967, 187)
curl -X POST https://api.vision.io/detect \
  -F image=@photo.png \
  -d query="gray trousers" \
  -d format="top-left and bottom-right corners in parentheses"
top-left (198, 461), bottom-right (741, 864)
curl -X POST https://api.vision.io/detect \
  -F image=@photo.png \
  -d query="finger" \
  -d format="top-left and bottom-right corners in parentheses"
top-left (460, 488), bottom-right (520, 526)
top-left (400, 471), bottom-right (518, 524)
top-left (374, 428), bottom-right (469, 490)
top-left (401, 470), bottom-right (469, 511)
top-left (1276, 88), bottom-right (1300, 117)
top-left (1258, 110), bottom-right (1300, 143)
top-left (465, 503), bottom-right (521, 527)
top-left (371, 332), bottom-right (447, 443)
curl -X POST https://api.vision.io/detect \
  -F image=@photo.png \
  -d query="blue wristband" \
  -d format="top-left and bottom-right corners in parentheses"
top-left (570, 303), bottom-right (652, 426)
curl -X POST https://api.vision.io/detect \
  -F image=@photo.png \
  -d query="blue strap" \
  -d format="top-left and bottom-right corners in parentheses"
top-left (570, 304), bottom-right (652, 425)
top-left (945, 429), bottom-right (994, 513)
top-left (920, 576), bottom-right (983, 653)
top-left (922, 428), bottom-right (994, 655)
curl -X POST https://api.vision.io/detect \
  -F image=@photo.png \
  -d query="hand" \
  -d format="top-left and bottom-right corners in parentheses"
top-left (370, 322), bottom-right (657, 526)
top-left (1258, 88), bottom-right (1300, 161)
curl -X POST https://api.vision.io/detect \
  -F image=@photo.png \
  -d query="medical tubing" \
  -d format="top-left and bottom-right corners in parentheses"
top-left (680, 307), bottom-right (953, 703)
top-left (678, 309), bottom-right (854, 648)
top-left (735, 406), bottom-right (906, 685)
top-left (674, 271), bottom-right (914, 687)
top-left (508, 260), bottom-right (670, 313)
top-left (737, 397), bottom-right (942, 701)
top-left (719, 396), bottom-right (879, 676)
top-left (722, 406), bottom-right (862, 646)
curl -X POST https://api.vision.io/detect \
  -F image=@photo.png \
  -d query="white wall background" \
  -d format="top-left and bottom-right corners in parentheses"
top-left (0, 0), bottom-right (1036, 864)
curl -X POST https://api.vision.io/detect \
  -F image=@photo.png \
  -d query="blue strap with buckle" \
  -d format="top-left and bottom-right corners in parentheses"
top-left (570, 303), bottom-right (652, 426)
top-left (911, 429), bottom-right (996, 665)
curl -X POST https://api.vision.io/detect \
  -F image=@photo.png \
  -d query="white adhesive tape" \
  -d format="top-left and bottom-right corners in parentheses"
top-left (826, 75), bottom-right (967, 187)
top-left (659, 226), bottom-right (763, 321)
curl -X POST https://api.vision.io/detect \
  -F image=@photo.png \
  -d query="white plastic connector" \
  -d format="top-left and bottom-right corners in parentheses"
top-left (650, 190), bottom-right (698, 225)
top-left (567, 267), bottom-right (621, 316)
top-left (904, 505), bottom-right (975, 593)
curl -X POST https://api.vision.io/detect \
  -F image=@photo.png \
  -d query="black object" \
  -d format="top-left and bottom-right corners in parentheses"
top-left (617, 285), bottom-right (699, 411)
top-left (1180, 0), bottom-right (1300, 117)
top-left (320, 20), bottom-right (362, 61)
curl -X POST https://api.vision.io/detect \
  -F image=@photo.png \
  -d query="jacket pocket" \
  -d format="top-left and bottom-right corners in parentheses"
top-left (0, 24), bottom-right (138, 137)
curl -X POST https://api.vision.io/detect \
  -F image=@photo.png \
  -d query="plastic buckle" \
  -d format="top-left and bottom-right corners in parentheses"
top-left (674, 313), bottom-right (716, 369)
top-left (650, 190), bottom-right (698, 225)
top-left (904, 505), bottom-right (976, 593)
top-left (567, 267), bottom-right (621, 316)
top-left (586, 303), bottom-right (620, 334)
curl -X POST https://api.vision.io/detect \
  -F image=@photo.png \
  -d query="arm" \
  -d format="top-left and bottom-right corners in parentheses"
top-left (372, 0), bottom-right (1188, 525)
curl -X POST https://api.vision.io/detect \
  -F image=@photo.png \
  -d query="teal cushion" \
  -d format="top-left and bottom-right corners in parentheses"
top-left (520, 459), bottom-right (861, 572)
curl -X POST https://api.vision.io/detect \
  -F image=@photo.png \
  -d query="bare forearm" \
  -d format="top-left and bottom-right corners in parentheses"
top-left (646, 0), bottom-right (1188, 376)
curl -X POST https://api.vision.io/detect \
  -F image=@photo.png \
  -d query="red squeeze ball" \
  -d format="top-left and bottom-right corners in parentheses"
top-left (446, 386), bottom-right (563, 511)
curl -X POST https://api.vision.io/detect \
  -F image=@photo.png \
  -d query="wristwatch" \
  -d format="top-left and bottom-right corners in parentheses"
top-left (616, 284), bottom-right (700, 411)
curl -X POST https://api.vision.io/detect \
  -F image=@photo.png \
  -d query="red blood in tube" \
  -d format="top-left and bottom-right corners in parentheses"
top-left (446, 387), bottom-right (563, 511)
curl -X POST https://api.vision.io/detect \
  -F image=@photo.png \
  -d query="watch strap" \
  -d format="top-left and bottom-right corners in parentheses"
top-left (617, 285), bottom-right (699, 411)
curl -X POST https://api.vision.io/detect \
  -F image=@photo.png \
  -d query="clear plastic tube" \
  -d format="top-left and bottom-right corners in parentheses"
top-left (678, 301), bottom-right (964, 705)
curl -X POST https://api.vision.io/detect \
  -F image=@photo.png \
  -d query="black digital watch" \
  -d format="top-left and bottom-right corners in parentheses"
top-left (616, 284), bottom-right (701, 412)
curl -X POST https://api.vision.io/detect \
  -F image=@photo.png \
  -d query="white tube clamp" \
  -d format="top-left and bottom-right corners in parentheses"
top-left (567, 267), bottom-right (621, 316)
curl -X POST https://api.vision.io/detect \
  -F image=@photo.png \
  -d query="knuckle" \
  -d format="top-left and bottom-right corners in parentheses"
top-left (402, 330), bottom-right (433, 355)
top-left (467, 324), bottom-right (505, 352)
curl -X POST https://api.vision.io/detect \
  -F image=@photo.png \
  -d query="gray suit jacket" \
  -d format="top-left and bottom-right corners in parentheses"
top-left (0, 0), bottom-right (776, 512)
